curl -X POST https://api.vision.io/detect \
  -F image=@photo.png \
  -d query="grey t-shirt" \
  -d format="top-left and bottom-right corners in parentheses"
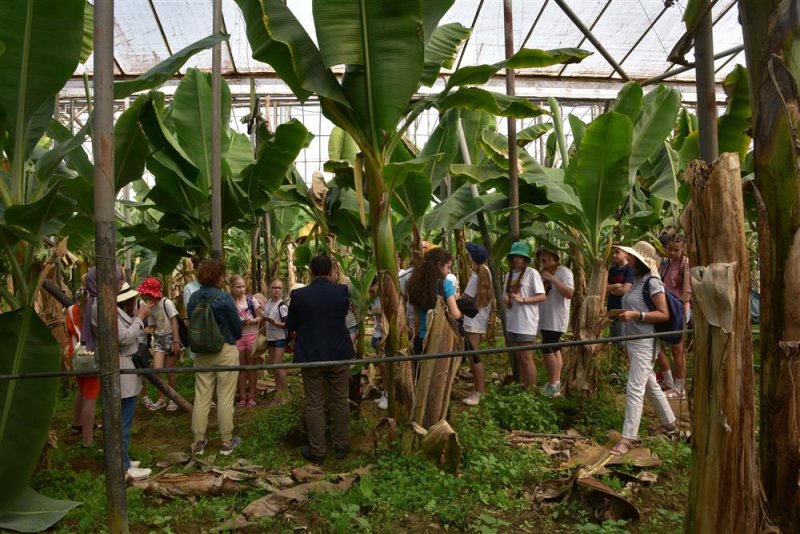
top-left (621, 275), bottom-right (664, 337)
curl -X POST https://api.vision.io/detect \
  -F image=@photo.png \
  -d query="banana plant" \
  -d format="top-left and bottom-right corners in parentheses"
top-left (235, 0), bottom-right (590, 423)
top-left (116, 68), bottom-right (313, 274)
top-left (0, 0), bottom-right (226, 517)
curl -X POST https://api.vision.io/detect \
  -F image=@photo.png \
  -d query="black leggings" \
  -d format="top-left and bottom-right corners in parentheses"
top-left (540, 330), bottom-right (563, 354)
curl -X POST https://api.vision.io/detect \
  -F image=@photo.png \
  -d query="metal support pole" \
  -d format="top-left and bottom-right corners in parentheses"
top-left (93, 1), bottom-right (128, 531)
top-left (642, 45), bottom-right (744, 86)
top-left (504, 0), bottom-right (520, 243)
top-left (552, 0), bottom-right (630, 81)
top-left (211, 0), bottom-right (223, 259)
top-left (456, 119), bottom-right (510, 347)
top-left (694, 0), bottom-right (719, 162)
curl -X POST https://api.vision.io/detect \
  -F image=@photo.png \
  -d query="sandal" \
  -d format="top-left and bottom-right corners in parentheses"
top-left (141, 397), bottom-right (157, 411)
top-left (664, 388), bottom-right (686, 400)
top-left (653, 421), bottom-right (678, 437)
top-left (247, 398), bottom-right (257, 408)
top-left (237, 399), bottom-right (247, 408)
top-left (150, 398), bottom-right (167, 411)
top-left (610, 439), bottom-right (632, 456)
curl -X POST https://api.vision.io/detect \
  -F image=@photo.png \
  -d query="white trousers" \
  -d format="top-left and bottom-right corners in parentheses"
top-left (622, 337), bottom-right (676, 439)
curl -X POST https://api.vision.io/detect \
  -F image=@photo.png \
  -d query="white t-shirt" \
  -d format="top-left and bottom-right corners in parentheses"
top-left (148, 298), bottom-right (179, 336)
top-left (505, 267), bottom-right (545, 335)
top-left (539, 265), bottom-right (574, 333)
top-left (183, 280), bottom-right (200, 312)
top-left (264, 298), bottom-right (289, 341)
top-left (462, 271), bottom-right (493, 334)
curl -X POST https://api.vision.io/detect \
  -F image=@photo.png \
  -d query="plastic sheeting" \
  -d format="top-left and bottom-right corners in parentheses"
top-left (75, 0), bottom-right (745, 86)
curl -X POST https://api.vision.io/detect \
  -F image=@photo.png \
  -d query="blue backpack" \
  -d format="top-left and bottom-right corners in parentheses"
top-left (642, 276), bottom-right (685, 345)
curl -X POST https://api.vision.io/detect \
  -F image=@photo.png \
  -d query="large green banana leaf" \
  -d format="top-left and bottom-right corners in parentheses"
top-left (610, 82), bottom-right (643, 121)
top-left (628, 85), bottom-right (681, 187)
top-left (172, 68), bottom-right (233, 190)
top-left (420, 23), bottom-right (472, 86)
top-left (236, 0), bottom-right (348, 106)
top-left (0, 0), bottom-right (84, 179)
top-left (0, 487), bottom-right (80, 532)
top-left (113, 33), bottom-right (228, 100)
top-left (0, 307), bottom-right (61, 511)
top-left (717, 65), bottom-right (751, 162)
top-left (423, 184), bottom-right (505, 233)
top-left (575, 111), bottom-right (633, 256)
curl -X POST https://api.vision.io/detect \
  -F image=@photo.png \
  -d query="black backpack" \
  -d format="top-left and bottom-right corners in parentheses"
top-left (188, 292), bottom-right (225, 353)
top-left (642, 276), bottom-right (685, 344)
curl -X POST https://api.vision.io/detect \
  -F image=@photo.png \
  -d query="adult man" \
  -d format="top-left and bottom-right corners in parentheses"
top-left (286, 255), bottom-right (354, 464)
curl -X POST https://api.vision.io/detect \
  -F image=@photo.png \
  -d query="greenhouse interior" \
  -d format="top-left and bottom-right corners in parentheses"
top-left (0, 0), bottom-right (797, 532)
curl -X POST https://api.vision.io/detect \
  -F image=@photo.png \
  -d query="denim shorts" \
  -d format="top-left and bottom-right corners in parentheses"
top-left (267, 339), bottom-right (287, 348)
top-left (506, 331), bottom-right (537, 343)
top-left (154, 333), bottom-right (178, 354)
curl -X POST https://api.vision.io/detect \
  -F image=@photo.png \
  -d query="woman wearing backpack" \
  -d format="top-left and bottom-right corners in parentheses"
top-left (229, 274), bottom-right (263, 408)
top-left (610, 242), bottom-right (676, 456)
top-left (187, 259), bottom-right (243, 457)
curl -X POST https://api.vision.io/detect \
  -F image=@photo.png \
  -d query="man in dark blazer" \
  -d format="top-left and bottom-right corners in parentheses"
top-left (285, 255), bottom-right (354, 464)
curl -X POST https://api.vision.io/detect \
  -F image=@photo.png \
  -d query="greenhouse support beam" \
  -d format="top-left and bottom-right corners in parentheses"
top-left (211, 0), bottom-right (223, 259)
top-left (93, 0), bottom-right (129, 531)
top-left (456, 119), bottom-right (512, 374)
top-left (641, 45), bottom-right (744, 86)
top-left (552, 0), bottom-right (630, 81)
top-left (504, 0), bottom-right (520, 243)
top-left (694, 0), bottom-right (719, 162)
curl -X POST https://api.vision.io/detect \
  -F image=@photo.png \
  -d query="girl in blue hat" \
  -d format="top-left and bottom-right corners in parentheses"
top-left (462, 243), bottom-right (494, 406)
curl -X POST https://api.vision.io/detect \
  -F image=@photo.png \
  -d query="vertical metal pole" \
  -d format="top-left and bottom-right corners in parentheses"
top-left (457, 119), bottom-right (510, 344)
top-left (93, 0), bottom-right (128, 531)
top-left (122, 97), bottom-right (132, 282)
top-left (263, 96), bottom-right (272, 284)
top-left (504, 0), bottom-right (520, 243)
top-left (694, 0), bottom-right (719, 162)
top-left (211, 0), bottom-right (223, 259)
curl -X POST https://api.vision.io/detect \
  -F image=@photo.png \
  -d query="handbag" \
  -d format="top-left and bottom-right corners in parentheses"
top-left (456, 295), bottom-right (480, 318)
top-left (72, 345), bottom-right (99, 372)
top-left (132, 342), bottom-right (152, 369)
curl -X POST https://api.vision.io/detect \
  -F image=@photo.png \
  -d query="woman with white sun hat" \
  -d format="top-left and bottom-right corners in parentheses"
top-left (609, 241), bottom-right (677, 456)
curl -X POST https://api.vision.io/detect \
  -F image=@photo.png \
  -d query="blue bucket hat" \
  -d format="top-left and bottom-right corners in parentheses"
top-left (507, 241), bottom-right (531, 261)
top-left (466, 242), bottom-right (489, 265)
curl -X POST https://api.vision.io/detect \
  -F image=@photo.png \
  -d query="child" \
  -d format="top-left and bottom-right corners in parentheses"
top-left (536, 246), bottom-right (574, 398)
top-left (230, 275), bottom-right (262, 407)
top-left (461, 243), bottom-right (494, 406)
top-left (262, 279), bottom-right (289, 399)
top-left (137, 277), bottom-right (181, 411)
top-left (656, 234), bottom-right (691, 398)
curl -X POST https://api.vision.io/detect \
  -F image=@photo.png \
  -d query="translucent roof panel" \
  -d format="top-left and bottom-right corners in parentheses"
top-left (74, 0), bottom-right (746, 94)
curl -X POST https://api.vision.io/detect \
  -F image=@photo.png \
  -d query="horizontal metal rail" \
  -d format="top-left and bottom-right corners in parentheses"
top-left (0, 330), bottom-right (692, 382)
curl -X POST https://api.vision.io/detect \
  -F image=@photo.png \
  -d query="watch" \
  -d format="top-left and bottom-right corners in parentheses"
top-left (640, 312), bottom-right (646, 321)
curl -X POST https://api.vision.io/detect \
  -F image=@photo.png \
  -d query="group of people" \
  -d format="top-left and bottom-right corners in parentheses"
top-left (63, 231), bottom-right (691, 477)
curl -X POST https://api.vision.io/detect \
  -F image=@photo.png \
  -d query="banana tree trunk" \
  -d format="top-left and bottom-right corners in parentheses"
top-left (740, 2), bottom-right (800, 530)
top-left (683, 154), bottom-right (759, 532)
top-left (454, 229), bottom-right (470, 291)
top-left (363, 156), bottom-right (414, 424)
top-left (562, 258), bottom-right (606, 397)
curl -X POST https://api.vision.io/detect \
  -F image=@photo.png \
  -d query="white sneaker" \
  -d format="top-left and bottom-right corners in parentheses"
top-left (127, 467), bottom-right (151, 480)
top-left (377, 393), bottom-right (388, 411)
top-left (129, 460), bottom-right (141, 468)
top-left (462, 392), bottom-right (481, 406)
top-left (551, 382), bottom-right (562, 398)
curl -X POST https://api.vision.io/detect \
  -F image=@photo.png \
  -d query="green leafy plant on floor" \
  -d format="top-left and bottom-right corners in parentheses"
top-left (479, 383), bottom-right (560, 433)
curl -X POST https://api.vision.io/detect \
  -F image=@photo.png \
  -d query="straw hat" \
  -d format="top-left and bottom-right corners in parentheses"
top-left (117, 283), bottom-right (139, 303)
top-left (536, 246), bottom-right (560, 262)
top-left (617, 241), bottom-right (660, 277)
top-left (507, 241), bottom-right (531, 261)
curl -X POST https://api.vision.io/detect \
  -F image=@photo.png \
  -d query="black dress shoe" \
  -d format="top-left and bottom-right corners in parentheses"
top-left (334, 445), bottom-right (351, 460)
top-left (300, 445), bottom-right (324, 465)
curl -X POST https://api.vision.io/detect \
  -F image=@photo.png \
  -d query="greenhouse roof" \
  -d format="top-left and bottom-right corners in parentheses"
top-left (68, 0), bottom-right (745, 102)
